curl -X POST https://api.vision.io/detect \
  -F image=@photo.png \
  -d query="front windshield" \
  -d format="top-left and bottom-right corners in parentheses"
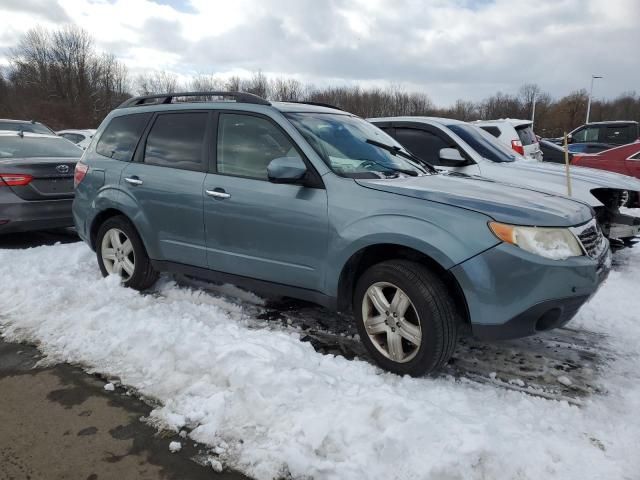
top-left (448, 124), bottom-right (516, 163)
top-left (286, 112), bottom-right (428, 178)
top-left (0, 136), bottom-right (82, 158)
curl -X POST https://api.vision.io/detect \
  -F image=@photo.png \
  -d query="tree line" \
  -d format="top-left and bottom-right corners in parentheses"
top-left (1, 26), bottom-right (639, 138)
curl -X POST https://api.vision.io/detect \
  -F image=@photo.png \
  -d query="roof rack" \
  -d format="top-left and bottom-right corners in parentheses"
top-left (117, 91), bottom-right (271, 109)
top-left (287, 101), bottom-right (344, 111)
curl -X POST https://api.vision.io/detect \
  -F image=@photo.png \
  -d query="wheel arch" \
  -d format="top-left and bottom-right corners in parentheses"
top-left (335, 243), bottom-right (470, 326)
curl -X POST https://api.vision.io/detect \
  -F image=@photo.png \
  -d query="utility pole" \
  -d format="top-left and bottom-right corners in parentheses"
top-left (531, 92), bottom-right (537, 128)
top-left (586, 75), bottom-right (603, 124)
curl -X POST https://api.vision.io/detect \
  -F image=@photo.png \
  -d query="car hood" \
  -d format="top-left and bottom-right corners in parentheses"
top-left (355, 173), bottom-right (593, 227)
top-left (481, 161), bottom-right (640, 207)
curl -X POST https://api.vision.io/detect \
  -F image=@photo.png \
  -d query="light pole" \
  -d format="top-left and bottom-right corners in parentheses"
top-left (585, 75), bottom-right (603, 124)
top-left (531, 91), bottom-right (537, 128)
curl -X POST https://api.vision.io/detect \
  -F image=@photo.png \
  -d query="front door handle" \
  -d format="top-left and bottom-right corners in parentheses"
top-left (125, 177), bottom-right (143, 186)
top-left (206, 188), bottom-right (231, 199)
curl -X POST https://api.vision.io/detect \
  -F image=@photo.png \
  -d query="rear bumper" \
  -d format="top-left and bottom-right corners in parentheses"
top-left (0, 191), bottom-right (73, 234)
top-left (451, 242), bottom-right (611, 341)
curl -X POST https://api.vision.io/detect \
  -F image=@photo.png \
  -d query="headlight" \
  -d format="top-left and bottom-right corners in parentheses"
top-left (489, 221), bottom-right (584, 260)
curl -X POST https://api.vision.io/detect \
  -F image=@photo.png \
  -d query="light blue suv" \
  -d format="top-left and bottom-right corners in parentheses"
top-left (73, 92), bottom-right (611, 376)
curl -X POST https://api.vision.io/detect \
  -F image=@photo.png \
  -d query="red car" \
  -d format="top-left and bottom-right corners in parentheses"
top-left (572, 141), bottom-right (640, 179)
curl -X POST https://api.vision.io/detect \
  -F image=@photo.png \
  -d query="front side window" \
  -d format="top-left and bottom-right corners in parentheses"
top-left (573, 126), bottom-right (599, 143)
top-left (447, 124), bottom-right (516, 163)
top-left (217, 113), bottom-right (303, 180)
top-left (286, 112), bottom-right (428, 178)
top-left (144, 113), bottom-right (207, 171)
top-left (0, 136), bottom-right (82, 158)
top-left (393, 128), bottom-right (452, 166)
top-left (96, 113), bottom-right (151, 161)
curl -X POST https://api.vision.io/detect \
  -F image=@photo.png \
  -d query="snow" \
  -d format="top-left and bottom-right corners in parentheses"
top-left (104, 382), bottom-right (115, 391)
top-left (169, 441), bottom-right (182, 453)
top-left (1, 242), bottom-right (640, 479)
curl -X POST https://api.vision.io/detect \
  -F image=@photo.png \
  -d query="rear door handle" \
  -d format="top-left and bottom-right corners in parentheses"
top-left (206, 188), bottom-right (231, 199)
top-left (125, 177), bottom-right (143, 186)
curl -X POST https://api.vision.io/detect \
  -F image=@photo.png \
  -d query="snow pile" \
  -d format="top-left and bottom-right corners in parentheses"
top-left (169, 441), bottom-right (182, 453)
top-left (1, 243), bottom-right (640, 479)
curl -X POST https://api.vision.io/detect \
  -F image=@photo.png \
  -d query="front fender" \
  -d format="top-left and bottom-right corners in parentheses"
top-left (326, 212), bottom-right (500, 296)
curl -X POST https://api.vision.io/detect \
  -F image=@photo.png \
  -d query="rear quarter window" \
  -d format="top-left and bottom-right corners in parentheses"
top-left (479, 126), bottom-right (501, 138)
top-left (515, 125), bottom-right (536, 145)
top-left (96, 113), bottom-right (151, 161)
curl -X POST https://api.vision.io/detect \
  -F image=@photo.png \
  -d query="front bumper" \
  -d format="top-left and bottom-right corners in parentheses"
top-left (451, 242), bottom-right (611, 340)
top-left (0, 192), bottom-right (73, 234)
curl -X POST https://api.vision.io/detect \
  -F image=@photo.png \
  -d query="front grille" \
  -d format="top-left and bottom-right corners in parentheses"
top-left (571, 219), bottom-right (608, 259)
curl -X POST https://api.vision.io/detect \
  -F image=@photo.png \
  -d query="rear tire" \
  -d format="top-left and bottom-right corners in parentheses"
top-left (96, 216), bottom-right (158, 291)
top-left (354, 260), bottom-right (460, 376)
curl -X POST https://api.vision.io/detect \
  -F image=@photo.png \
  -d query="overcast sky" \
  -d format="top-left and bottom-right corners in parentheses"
top-left (0, 0), bottom-right (638, 106)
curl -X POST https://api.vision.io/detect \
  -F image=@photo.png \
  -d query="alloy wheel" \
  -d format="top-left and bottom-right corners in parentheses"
top-left (361, 282), bottom-right (422, 363)
top-left (101, 228), bottom-right (135, 280)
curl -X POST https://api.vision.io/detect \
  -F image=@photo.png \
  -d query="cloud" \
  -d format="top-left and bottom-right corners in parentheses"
top-left (0, 0), bottom-right (638, 105)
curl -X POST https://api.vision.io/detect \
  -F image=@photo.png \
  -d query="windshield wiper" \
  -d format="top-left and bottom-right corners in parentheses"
top-left (359, 158), bottom-right (419, 177)
top-left (365, 139), bottom-right (437, 173)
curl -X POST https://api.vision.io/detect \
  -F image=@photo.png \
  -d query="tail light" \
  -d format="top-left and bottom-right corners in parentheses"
top-left (511, 140), bottom-right (525, 156)
top-left (0, 174), bottom-right (33, 186)
top-left (74, 162), bottom-right (89, 188)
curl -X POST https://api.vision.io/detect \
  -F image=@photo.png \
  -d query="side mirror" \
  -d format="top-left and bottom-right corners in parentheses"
top-left (439, 148), bottom-right (466, 164)
top-left (566, 134), bottom-right (573, 144)
top-left (267, 156), bottom-right (308, 184)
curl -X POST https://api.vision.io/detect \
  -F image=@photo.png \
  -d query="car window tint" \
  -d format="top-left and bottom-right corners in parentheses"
top-left (479, 126), bottom-right (501, 138)
top-left (144, 113), bottom-right (207, 171)
top-left (515, 125), bottom-right (536, 145)
top-left (217, 113), bottom-right (302, 180)
top-left (602, 125), bottom-right (632, 143)
top-left (96, 113), bottom-right (151, 161)
top-left (394, 128), bottom-right (451, 166)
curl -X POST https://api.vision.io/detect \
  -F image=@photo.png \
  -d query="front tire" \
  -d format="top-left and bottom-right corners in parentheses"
top-left (96, 216), bottom-right (158, 290)
top-left (354, 260), bottom-right (460, 376)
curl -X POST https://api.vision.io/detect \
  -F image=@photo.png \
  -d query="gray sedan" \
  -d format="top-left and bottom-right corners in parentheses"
top-left (0, 131), bottom-right (81, 234)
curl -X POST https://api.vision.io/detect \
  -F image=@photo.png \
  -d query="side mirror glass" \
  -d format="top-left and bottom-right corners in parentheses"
top-left (267, 156), bottom-right (308, 184)
top-left (439, 147), bottom-right (466, 164)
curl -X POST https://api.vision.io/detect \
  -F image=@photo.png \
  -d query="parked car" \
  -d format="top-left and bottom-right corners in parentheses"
top-left (57, 129), bottom-right (97, 149)
top-left (0, 131), bottom-right (82, 234)
top-left (74, 91), bottom-right (611, 376)
top-left (368, 117), bottom-right (640, 241)
top-left (0, 119), bottom-right (55, 135)
top-left (539, 139), bottom-right (572, 164)
top-left (572, 141), bottom-right (640, 205)
top-left (548, 121), bottom-right (639, 147)
top-left (473, 119), bottom-right (543, 161)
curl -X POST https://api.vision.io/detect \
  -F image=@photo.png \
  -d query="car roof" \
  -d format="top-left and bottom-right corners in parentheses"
top-left (368, 116), bottom-right (467, 126)
top-left (57, 129), bottom-right (97, 135)
top-left (0, 118), bottom-right (47, 125)
top-left (584, 120), bottom-right (638, 126)
top-left (473, 118), bottom-right (532, 127)
top-left (0, 130), bottom-right (62, 140)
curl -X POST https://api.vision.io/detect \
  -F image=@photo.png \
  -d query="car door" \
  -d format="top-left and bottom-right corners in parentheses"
top-left (120, 111), bottom-right (209, 267)
top-left (384, 123), bottom-right (481, 175)
top-left (203, 111), bottom-right (329, 291)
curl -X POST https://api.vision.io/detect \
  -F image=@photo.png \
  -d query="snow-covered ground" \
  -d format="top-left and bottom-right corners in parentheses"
top-left (1, 242), bottom-right (639, 480)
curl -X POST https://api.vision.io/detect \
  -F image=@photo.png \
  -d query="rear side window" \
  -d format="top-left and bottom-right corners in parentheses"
top-left (479, 126), bottom-right (501, 138)
top-left (60, 133), bottom-right (84, 144)
top-left (144, 113), bottom-right (207, 171)
top-left (515, 125), bottom-right (536, 145)
top-left (602, 125), bottom-right (633, 144)
top-left (393, 128), bottom-right (452, 166)
top-left (96, 113), bottom-right (151, 161)
top-left (217, 113), bottom-right (302, 180)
